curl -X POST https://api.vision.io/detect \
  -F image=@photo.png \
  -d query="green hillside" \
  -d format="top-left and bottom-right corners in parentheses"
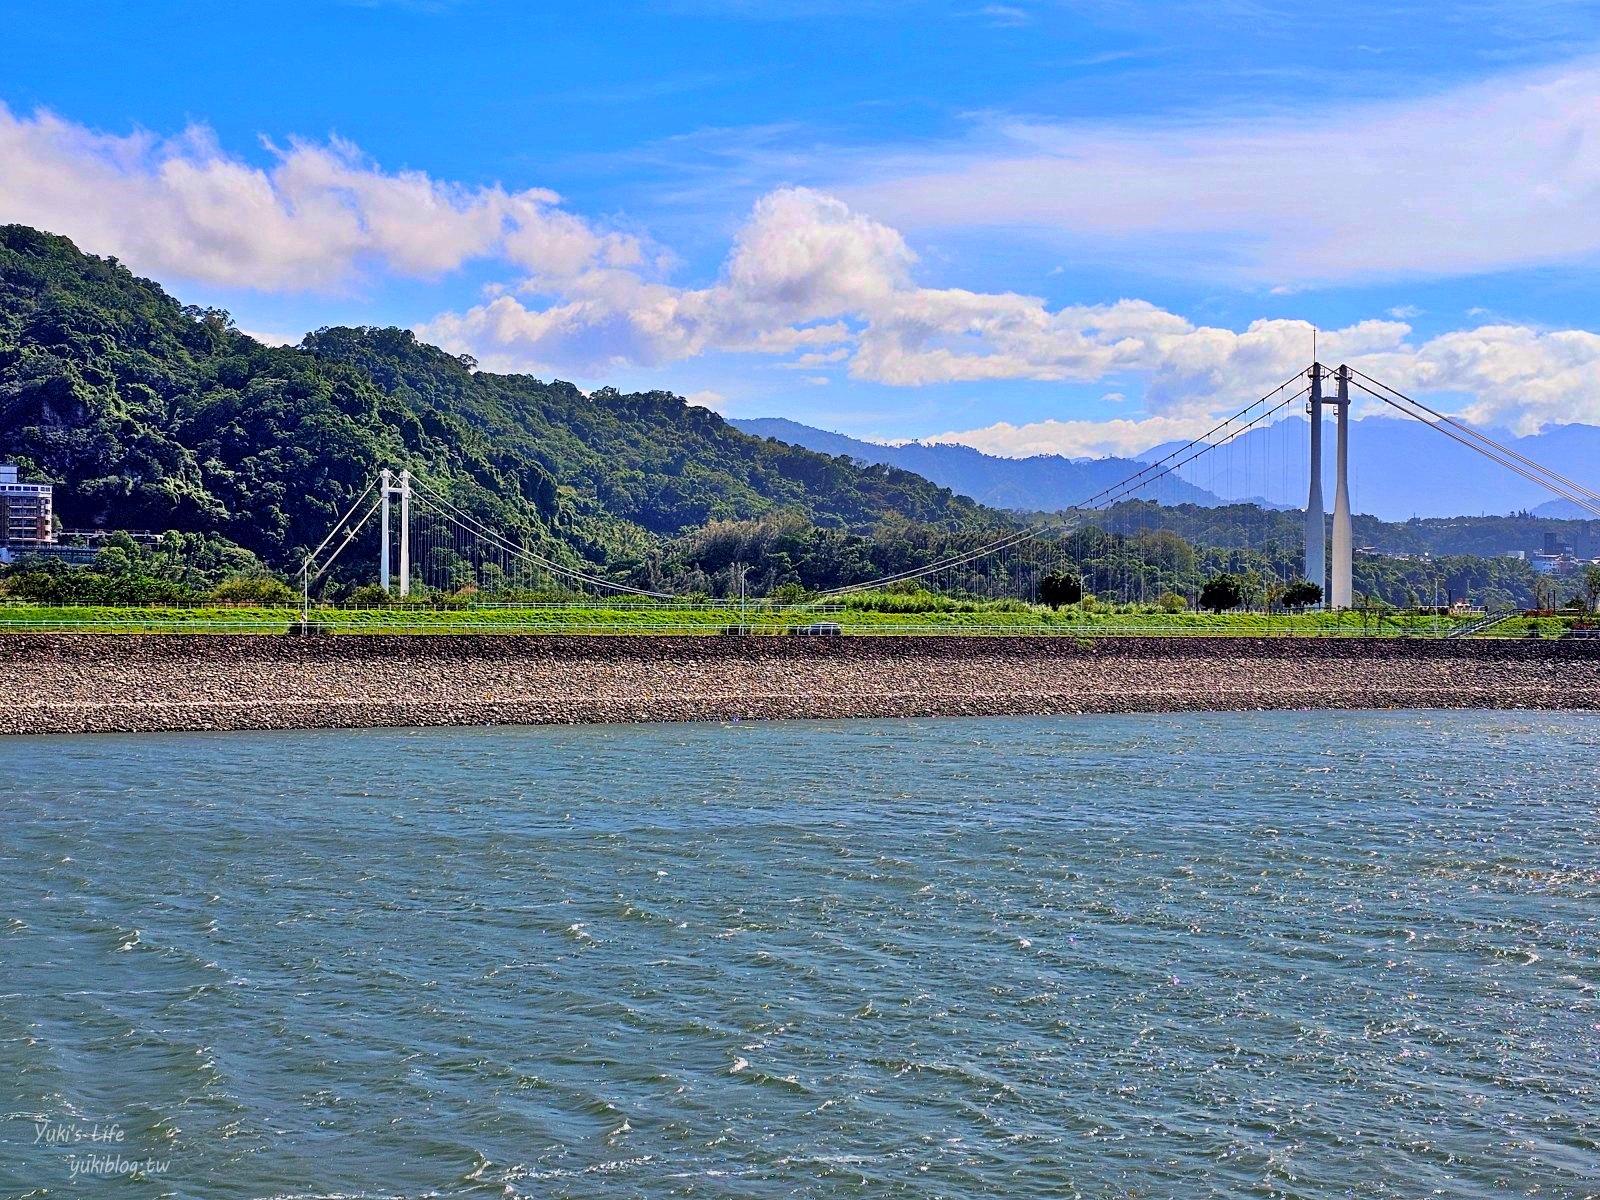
top-left (0, 224), bottom-right (1579, 612)
top-left (0, 224), bottom-right (994, 586)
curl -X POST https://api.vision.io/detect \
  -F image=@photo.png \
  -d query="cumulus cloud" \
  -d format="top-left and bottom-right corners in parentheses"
top-left (237, 327), bottom-right (304, 348)
top-left (0, 105), bottom-right (639, 291)
top-left (926, 415), bottom-right (1231, 460)
top-left (419, 187), bottom-right (885, 372)
top-left (7, 102), bottom-right (1598, 448)
top-left (842, 56), bottom-right (1600, 285)
top-left (685, 389), bottom-right (728, 412)
top-left (1357, 325), bottom-right (1600, 435)
top-left (931, 324), bottom-right (1600, 455)
top-left (423, 185), bottom-right (1600, 442)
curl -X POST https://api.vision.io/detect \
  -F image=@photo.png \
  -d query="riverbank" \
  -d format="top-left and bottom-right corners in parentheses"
top-left (4, 634), bottom-right (1597, 735)
top-left (4, 601), bottom-right (1577, 637)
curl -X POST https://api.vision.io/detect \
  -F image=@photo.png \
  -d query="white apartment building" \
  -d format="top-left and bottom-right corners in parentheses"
top-left (0, 463), bottom-right (55, 552)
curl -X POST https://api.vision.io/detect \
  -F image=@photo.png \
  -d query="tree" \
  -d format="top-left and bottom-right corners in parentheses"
top-left (1156, 591), bottom-right (1187, 613)
top-left (1038, 571), bottom-right (1083, 609)
top-left (348, 585), bottom-right (395, 611)
top-left (1199, 572), bottom-right (1244, 613)
top-left (209, 576), bottom-right (298, 606)
top-left (1586, 563), bottom-right (1600, 613)
top-left (1280, 579), bottom-right (1323, 610)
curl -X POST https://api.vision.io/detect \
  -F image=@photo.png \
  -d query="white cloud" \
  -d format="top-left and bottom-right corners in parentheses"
top-left (931, 323), bottom-right (1600, 455)
top-left (0, 105), bottom-right (639, 292)
top-left (7, 102), bottom-right (1599, 447)
top-left (238, 327), bottom-right (303, 347)
top-left (423, 185), bottom-right (1600, 438)
top-left (926, 414), bottom-right (1225, 459)
top-left (975, 4), bottom-right (1030, 28)
top-left (418, 186), bottom-right (881, 372)
top-left (841, 56), bottom-right (1600, 285)
top-left (1357, 325), bottom-right (1600, 434)
top-left (685, 389), bottom-right (728, 412)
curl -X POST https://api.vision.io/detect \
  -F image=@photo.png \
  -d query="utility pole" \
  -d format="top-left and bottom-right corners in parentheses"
top-left (1304, 363), bottom-right (1326, 604)
top-left (1331, 364), bottom-right (1354, 610)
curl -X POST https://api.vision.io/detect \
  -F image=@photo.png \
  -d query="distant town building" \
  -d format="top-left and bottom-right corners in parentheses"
top-left (0, 464), bottom-right (54, 561)
top-left (1543, 531), bottom-right (1575, 558)
top-left (1526, 531), bottom-right (1585, 577)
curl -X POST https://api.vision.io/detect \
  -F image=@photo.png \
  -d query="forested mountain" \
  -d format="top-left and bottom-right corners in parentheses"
top-left (0, 225), bottom-right (996, 581)
top-left (732, 416), bottom-right (1221, 510)
top-left (0, 224), bottom-right (1584, 609)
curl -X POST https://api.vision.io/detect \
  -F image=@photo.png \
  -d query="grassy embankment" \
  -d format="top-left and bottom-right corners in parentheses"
top-left (0, 594), bottom-right (1580, 637)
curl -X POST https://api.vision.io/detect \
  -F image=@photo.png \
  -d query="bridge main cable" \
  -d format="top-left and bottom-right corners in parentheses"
top-left (1349, 369), bottom-right (1600, 506)
top-left (819, 371), bottom-right (1312, 597)
top-left (1347, 376), bottom-right (1600, 520)
top-left (405, 475), bottom-right (682, 599)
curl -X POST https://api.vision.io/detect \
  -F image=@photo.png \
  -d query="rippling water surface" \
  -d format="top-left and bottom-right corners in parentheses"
top-left (2, 711), bottom-right (1597, 1198)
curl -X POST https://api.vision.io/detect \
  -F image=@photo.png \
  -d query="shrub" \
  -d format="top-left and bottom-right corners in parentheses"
top-left (842, 588), bottom-right (1025, 614)
top-left (1157, 591), bottom-right (1187, 613)
top-left (210, 576), bottom-right (298, 606)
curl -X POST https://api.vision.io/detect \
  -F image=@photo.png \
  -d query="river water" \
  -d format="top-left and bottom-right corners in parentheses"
top-left (2, 711), bottom-right (1596, 1198)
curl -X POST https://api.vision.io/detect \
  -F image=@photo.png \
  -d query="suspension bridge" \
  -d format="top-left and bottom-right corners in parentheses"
top-left (300, 363), bottom-right (1600, 624)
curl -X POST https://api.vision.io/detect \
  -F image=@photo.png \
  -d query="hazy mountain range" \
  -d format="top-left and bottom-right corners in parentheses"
top-left (734, 415), bottom-right (1600, 522)
top-left (1141, 416), bottom-right (1600, 521)
top-left (730, 418), bottom-right (1223, 512)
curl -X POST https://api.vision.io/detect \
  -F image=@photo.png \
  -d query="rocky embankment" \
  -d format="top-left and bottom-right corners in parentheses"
top-left (3, 634), bottom-right (1597, 736)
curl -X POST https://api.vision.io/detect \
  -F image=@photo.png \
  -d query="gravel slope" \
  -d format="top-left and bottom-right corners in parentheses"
top-left (3, 635), bottom-right (1596, 735)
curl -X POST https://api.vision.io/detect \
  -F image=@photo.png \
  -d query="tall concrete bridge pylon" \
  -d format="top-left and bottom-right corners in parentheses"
top-left (1304, 364), bottom-right (1325, 601)
top-left (1305, 362), bottom-right (1355, 609)
top-left (1331, 365), bottom-right (1354, 610)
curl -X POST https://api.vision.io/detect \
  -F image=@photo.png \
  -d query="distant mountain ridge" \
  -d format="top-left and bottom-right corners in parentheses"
top-left (731, 417), bottom-right (1222, 512)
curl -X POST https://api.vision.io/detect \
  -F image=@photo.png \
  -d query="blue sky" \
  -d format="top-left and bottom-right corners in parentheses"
top-left (4, 0), bottom-right (1600, 455)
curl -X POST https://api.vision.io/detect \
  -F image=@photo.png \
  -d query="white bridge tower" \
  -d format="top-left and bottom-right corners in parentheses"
top-left (379, 468), bottom-right (412, 596)
top-left (1331, 365), bottom-right (1354, 609)
top-left (1304, 363), bottom-right (1355, 609)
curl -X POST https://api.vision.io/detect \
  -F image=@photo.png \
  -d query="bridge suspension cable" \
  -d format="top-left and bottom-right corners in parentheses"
top-left (818, 371), bottom-right (1311, 597)
top-left (299, 475), bottom-right (385, 615)
top-left (1348, 369), bottom-right (1600, 505)
top-left (405, 475), bottom-right (680, 599)
top-left (1346, 373), bottom-right (1600, 520)
top-left (301, 362), bottom-right (1599, 610)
